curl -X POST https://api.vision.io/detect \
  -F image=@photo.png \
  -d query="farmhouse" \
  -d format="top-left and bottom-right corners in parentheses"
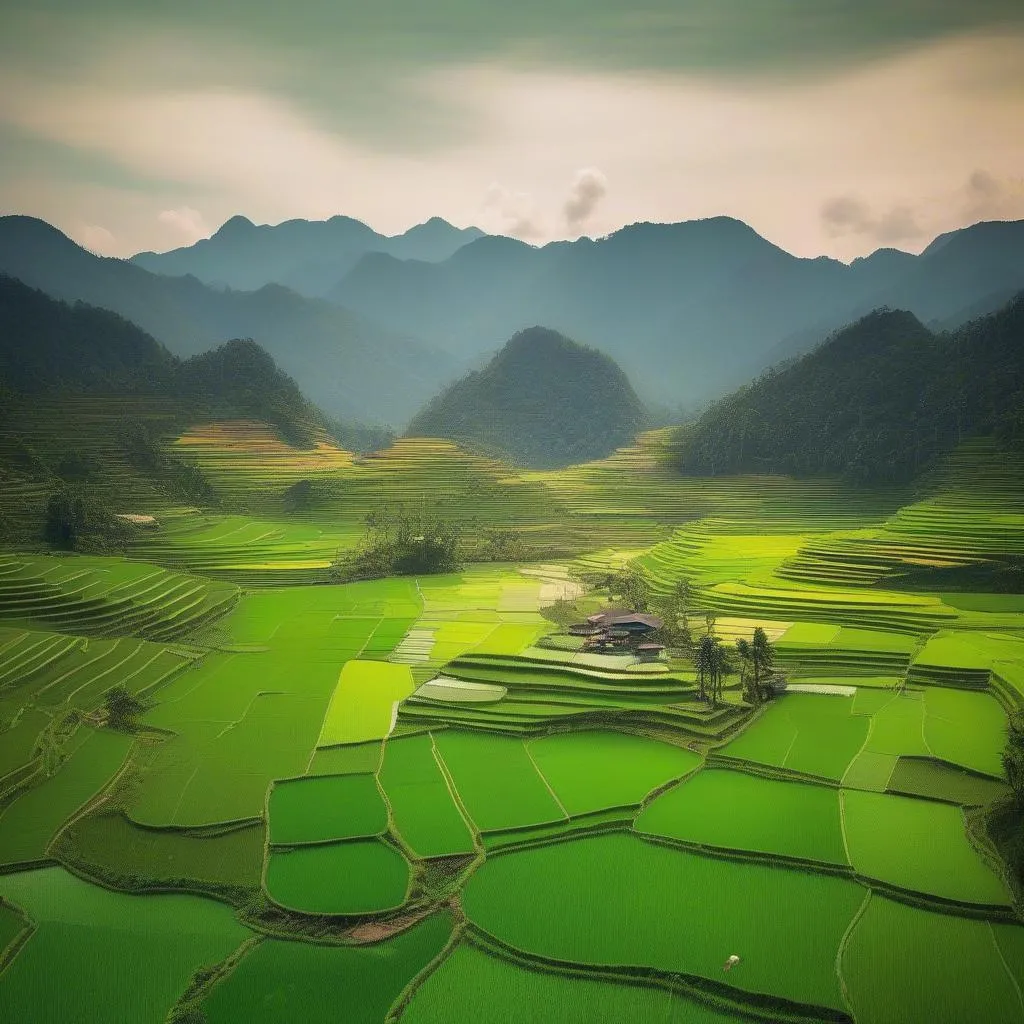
top-left (571, 608), bottom-right (665, 655)
top-left (586, 610), bottom-right (663, 633)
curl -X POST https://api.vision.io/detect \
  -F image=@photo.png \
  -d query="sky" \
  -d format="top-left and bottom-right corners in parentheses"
top-left (1, 1), bottom-right (1023, 260)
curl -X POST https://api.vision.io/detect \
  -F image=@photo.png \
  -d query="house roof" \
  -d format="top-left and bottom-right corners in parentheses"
top-left (587, 610), bottom-right (663, 630)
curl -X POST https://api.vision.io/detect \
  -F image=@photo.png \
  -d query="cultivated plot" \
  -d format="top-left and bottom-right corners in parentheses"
top-left (463, 832), bottom-right (866, 1013)
top-left (380, 733), bottom-right (476, 858)
top-left (0, 867), bottom-right (248, 1024)
top-left (636, 769), bottom-right (847, 865)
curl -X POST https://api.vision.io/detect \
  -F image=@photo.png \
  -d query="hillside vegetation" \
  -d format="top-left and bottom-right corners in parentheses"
top-left (407, 327), bottom-right (648, 468)
top-left (0, 216), bottom-right (451, 426)
top-left (679, 292), bottom-right (1024, 483)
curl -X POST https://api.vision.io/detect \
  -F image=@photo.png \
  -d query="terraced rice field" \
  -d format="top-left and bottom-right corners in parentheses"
top-left (202, 912), bottom-right (454, 1024)
top-left (2, 429), bottom-right (1024, 1021)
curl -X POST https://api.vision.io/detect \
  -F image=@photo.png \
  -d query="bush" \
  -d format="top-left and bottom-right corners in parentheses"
top-left (334, 507), bottom-right (462, 580)
top-left (43, 486), bottom-right (136, 552)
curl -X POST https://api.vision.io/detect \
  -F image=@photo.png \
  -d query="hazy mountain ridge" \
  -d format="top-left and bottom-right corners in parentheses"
top-left (677, 291), bottom-right (1024, 483)
top-left (0, 276), bottom-right (321, 442)
top-left (406, 326), bottom-right (649, 468)
top-left (132, 213), bottom-right (485, 296)
top-left (0, 216), bottom-right (455, 426)
top-left (330, 216), bottom-right (1024, 412)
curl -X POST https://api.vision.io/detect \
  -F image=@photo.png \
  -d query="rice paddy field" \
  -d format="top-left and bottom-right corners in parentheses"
top-left (1, 425), bottom-right (1024, 1021)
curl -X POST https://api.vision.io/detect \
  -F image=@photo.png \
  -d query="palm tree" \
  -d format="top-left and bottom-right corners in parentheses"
top-left (751, 627), bottom-right (775, 702)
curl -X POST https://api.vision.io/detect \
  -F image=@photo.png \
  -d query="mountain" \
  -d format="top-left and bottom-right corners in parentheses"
top-left (406, 326), bottom-right (648, 468)
top-left (0, 276), bottom-right (322, 442)
top-left (676, 292), bottom-right (1024, 483)
top-left (131, 214), bottom-right (485, 296)
top-left (0, 216), bottom-right (453, 426)
top-left (329, 216), bottom-right (1024, 412)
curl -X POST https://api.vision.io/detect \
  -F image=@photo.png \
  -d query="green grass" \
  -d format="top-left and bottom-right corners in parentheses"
top-left (922, 687), bottom-right (1006, 778)
top-left (264, 839), bottom-right (411, 915)
top-left (636, 769), bottom-right (847, 865)
top-left (463, 832), bottom-right (866, 1013)
top-left (842, 895), bottom-right (1024, 1024)
top-left (433, 731), bottom-right (566, 832)
top-left (306, 741), bottom-right (382, 775)
top-left (57, 812), bottom-right (265, 889)
top-left (0, 901), bottom-right (26, 958)
top-left (402, 942), bottom-right (749, 1023)
top-left (886, 757), bottom-right (1008, 806)
top-left (0, 867), bottom-right (249, 1024)
top-left (268, 774), bottom-right (388, 845)
top-left (841, 789), bottom-right (1010, 905)
top-left (527, 730), bottom-right (701, 816)
top-left (0, 728), bottom-right (134, 866)
top-left (317, 660), bottom-right (416, 746)
top-left (202, 911), bottom-right (454, 1023)
top-left (720, 693), bottom-right (868, 780)
top-left (131, 693), bottom-right (327, 827)
top-left (380, 733), bottom-right (477, 858)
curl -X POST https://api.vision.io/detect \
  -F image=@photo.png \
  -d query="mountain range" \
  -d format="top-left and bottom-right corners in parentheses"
top-left (1, 212), bottom-right (1024, 430)
top-left (132, 214), bottom-right (485, 296)
top-left (0, 216), bottom-right (452, 426)
top-left (327, 217), bottom-right (1024, 412)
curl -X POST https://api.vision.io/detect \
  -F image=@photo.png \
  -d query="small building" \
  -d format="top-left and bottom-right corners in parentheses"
top-left (637, 643), bottom-right (666, 662)
top-left (586, 610), bottom-right (663, 634)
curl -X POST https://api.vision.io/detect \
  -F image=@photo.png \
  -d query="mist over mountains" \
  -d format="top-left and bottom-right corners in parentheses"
top-left (1, 211), bottom-right (1023, 432)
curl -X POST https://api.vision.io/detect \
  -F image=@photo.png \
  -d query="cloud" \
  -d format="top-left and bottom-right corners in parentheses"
top-left (481, 182), bottom-right (544, 239)
top-left (821, 195), bottom-right (922, 244)
top-left (821, 195), bottom-right (873, 235)
top-left (76, 223), bottom-right (116, 254)
top-left (962, 168), bottom-right (1024, 222)
top-left (157, 205), bottom-right (208, 240)
top-left (564, 167), bottom-right (608, 229)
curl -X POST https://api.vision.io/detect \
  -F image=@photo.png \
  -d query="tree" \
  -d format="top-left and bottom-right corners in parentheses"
top-left (750, 627), bottom-right (776, 703)
top-left (104, 685), bottom-right (147, 731)
top-left (44, 488), bottom-right (87, 549)
top-left (694, 634), bottom-right (714, 703)
top-left (336, 506), bottom-right (463, 580)
top-left (710, 640), bottom-right (731, 706)
top-left (704, 609), bottom-right (717, 637)
top-left (735, 637), bottom-right (754, 703)
top-left (606, 568), bottom-right (650, 611)
top-left (1005, 711), bottom-right (1024, 806)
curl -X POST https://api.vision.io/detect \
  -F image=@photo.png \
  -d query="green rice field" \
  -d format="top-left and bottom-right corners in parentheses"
top-left (2, 428), bottom-right (1024, 1021)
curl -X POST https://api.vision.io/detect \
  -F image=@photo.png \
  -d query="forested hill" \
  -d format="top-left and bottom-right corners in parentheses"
top-left (0, 275), bottom-right (372, 448)
top-left (406, 327), bottom-right (648, 468)
top-left (0, 215), bottom-right (451, 426)
top-left (677, 292), bottom-right (1024, 484)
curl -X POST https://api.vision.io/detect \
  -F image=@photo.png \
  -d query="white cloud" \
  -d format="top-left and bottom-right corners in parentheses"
top-left (481, 182), bottom-right (545, 239)
top-left (157, 205), bottom-right (208, 240)
top-left (76, 222), bottom-right (116, 254)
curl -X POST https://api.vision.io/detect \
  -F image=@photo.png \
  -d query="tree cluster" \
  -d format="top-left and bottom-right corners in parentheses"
top-left (334, 507), bottom-right (463, 580)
